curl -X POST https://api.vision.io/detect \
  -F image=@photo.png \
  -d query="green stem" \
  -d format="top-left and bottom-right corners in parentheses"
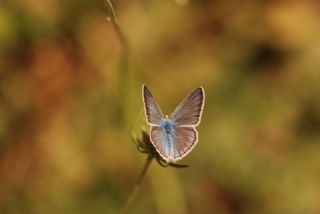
top-left (105, 0), bottom-right (130, 126)
top-left (122, 156), bottom-right (153, 213)
top-left (105, 0), bottom-right (128, 49)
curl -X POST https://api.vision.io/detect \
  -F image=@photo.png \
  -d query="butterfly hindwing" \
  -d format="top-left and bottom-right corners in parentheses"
top-left (172, 87), bottom-right (205, 126)
top-left (150, 126), bottom-right (198, 162)
top-left (171, 127), bottom-right (198, 160)
top-left (150, 126), bottom-right (170, 160)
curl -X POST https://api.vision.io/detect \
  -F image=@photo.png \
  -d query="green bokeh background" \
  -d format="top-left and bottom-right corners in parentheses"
top-left (0, 0), bottom-right (320, 213)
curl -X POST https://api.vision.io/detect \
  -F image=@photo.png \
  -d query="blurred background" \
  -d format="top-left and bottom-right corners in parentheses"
top-left (1, 0), bottom-right (320, 213)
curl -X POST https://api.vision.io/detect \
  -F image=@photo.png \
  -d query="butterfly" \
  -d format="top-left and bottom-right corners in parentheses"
top-left (142, 84), bottom-right (205, 163)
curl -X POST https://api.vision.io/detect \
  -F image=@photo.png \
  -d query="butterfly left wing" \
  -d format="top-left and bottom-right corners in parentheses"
top-left (142, 85), bottom-right (163, 126)
top-left (150, 126), bottom-right (168, 160)
top-left (150, 126), bottom-right (198, 162)
top-left (172, 87), bottom-right (205, 127)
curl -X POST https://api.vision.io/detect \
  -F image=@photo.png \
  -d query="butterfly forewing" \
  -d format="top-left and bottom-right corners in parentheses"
top-left (172, 87), bottom-right (205, 126)
top-left (143, 85), bottom-right (163, 126)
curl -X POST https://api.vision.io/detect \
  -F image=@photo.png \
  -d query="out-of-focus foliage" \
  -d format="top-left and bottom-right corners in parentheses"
top-left (0, 0), bottom-right (320, 213)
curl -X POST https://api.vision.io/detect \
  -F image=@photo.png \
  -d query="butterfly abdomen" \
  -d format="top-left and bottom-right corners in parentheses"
top-left (160, 119), bottom-right (177, 160)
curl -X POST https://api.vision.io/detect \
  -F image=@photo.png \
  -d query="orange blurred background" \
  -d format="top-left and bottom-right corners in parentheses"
top-left (0, 0), bottom-right (320, 213)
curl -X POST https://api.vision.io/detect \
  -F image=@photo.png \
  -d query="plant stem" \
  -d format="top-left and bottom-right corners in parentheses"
top-left (105, 0), bottom-right (131, 126)
top-left (122, 156), bottom-right (153, 213)
top-left (105, 0), bottom-right (130, 76)
top-left (105, 0), bottom-right (128, 49)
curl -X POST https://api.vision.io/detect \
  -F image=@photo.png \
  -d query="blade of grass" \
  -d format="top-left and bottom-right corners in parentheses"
top-left (122, 156), bottom-right (153, 214)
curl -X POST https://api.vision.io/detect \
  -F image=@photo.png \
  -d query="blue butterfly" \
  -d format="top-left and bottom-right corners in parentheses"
top-left (142, 85), bottom-right (205, 162)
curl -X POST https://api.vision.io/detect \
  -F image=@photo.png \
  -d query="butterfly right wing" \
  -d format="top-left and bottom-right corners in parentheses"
top-left (142, 85), bottom-right (163, 126)
top-left (172, 87), bottom-right (205, 126)
top-left (171, 127), bottom-right (198, 161)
